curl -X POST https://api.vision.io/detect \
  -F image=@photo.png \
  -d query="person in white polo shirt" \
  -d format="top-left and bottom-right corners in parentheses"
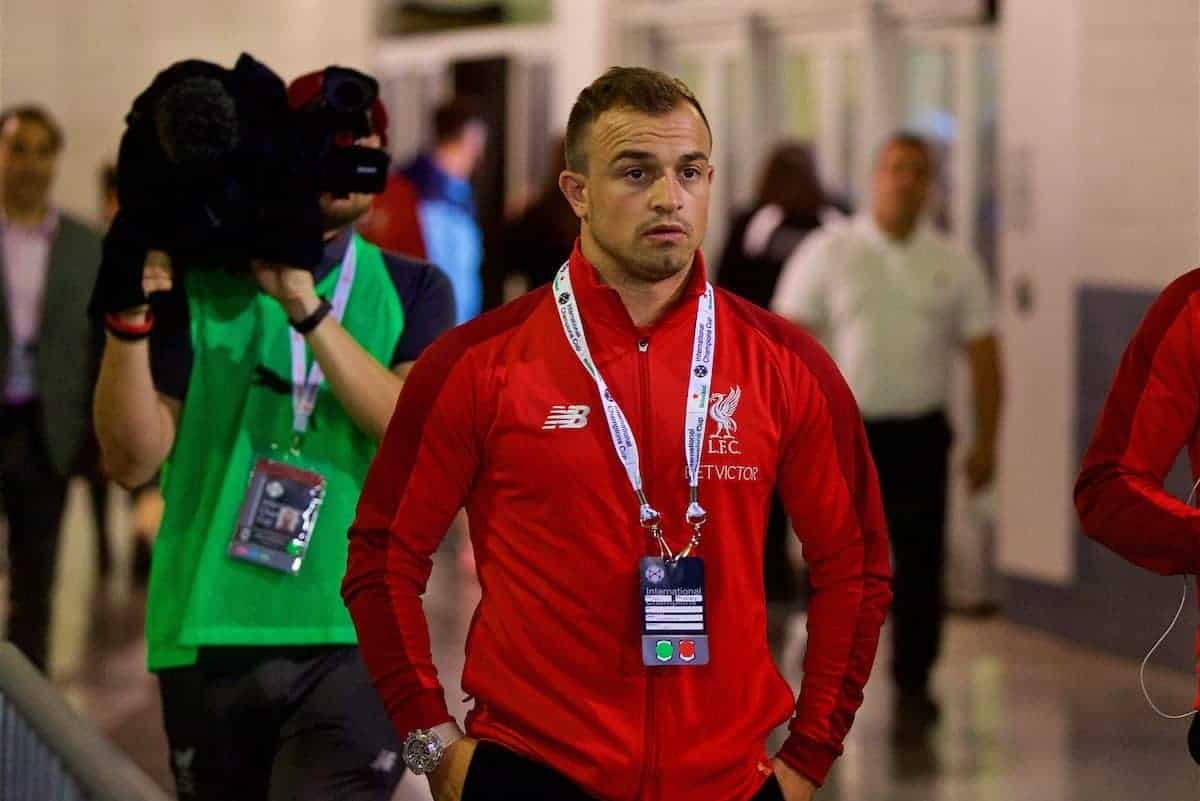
top-left (772, 131), bottom-right (1002, 736)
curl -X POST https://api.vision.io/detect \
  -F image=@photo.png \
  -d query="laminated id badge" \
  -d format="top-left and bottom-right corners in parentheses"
top-left (640, 556), bottom-right (709, 666)
top-left (228, 458), bottom-right (326, 574)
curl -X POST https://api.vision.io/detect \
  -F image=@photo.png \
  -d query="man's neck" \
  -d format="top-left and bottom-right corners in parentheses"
top-left (872, 207), bottom-right (918, 243)
top-left (582, 238), bottom-right (694, 328)
top-left (3, 197), bottom-right (48, 227)
top-left (322, 226), bottom-right (343, 243)
top-left (432, 145), bottom-right (471, 181)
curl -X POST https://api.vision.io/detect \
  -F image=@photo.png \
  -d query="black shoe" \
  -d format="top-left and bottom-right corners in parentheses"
top-left (946, 600), bottom-right (1002, 619)
top-left (132, 540), bottom-right (152, 587)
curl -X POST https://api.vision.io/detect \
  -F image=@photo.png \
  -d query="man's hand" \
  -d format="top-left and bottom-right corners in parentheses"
top-left (964, 442), bottom-right (996, 492)
top-left (427, 737), bottom-right (478, 801)
top-left (116, 249), bottom-right (174, 324)
top-left (771, 758), bottom-right (817, 801)
top-left (251, 260), bottom-right (321, 322)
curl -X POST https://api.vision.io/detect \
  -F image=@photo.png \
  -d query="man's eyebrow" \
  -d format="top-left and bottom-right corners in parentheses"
top-left (609, 149), bottom-right (657, 165)
top-left (678, 151), bottom-right (710, 164)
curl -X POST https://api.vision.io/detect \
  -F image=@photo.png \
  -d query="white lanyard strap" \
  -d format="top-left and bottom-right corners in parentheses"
top-left (552, 261), bottom-right (716, 560)
top-left (290, 237), bottom-right (358, 436)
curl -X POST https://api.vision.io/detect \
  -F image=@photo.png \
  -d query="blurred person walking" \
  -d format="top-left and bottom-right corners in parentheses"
top-left (773, 132), bottom-right (1002, 735)
top-left (346, 66), bottom-right (891, 801)
top-left (497, 134), bottom-right (578, 293)
top-left (84, 163), bottom-right (157, 585)
top-left (91, 65), bottom-right (454, 800)
top-left (0, 105), bottom-right (102, 671)
top-left (716, 141), bottom-right (843, 614)
top-left (360, 97), bottom-right (487, 324)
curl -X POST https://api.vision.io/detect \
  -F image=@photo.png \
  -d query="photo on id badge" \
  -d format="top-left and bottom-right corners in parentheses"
top-left (641, 555), bottom-right (709, 666)
top-left (228, 455), bottom-right (327, 575)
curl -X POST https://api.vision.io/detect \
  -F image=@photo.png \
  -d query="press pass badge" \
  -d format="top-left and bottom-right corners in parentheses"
top-left (640, 556), bottom-right (709, 666)
top-left (229, 458), bottom-right (326, 574)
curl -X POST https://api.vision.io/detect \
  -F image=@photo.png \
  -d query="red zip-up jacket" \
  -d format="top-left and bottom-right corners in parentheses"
top-left (344, 244), bottom-right (892, 800)
top-left (1076, 269), bottom-right (1200, 708)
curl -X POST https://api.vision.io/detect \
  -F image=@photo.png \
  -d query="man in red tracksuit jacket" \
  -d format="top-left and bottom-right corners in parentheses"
top-left (1076, 271), bottom-right (1200, 717)
top-left (344, 67), bottom-right (892, 801)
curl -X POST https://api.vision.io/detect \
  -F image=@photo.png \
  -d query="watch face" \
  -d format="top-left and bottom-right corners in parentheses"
top-left (402, 730), bottom-right (441, 775)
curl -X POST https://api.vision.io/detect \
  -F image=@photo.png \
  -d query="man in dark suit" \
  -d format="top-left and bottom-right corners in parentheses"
top-left (0, 105), bottom-right (101, 671)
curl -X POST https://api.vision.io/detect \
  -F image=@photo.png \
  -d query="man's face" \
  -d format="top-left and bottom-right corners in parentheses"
top-left (873, 142), bottom-right (931, 227)
top-left (0, 117), bottom-right (58, 211)
top-left (562, 105), bottom-right (713, 283)
top-left (460, 120), bottom-right (488, 176)
top-left (319, 133), bottom-right (382, 231)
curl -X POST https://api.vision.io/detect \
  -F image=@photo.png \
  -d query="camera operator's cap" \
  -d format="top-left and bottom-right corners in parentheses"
top-left (287, 68), bottom-right (389, 147)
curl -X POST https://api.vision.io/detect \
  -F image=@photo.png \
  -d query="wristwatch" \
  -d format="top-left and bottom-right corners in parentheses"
top-left (402, 722), bottom-right (464, 775)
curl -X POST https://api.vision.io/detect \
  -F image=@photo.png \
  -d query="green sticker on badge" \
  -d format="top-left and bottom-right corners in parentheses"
top-left (655, 640), bottom-right (673, 662)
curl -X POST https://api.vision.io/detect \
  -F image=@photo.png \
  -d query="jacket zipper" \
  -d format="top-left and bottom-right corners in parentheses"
top-left (636, 334), bottom-right (657, 801)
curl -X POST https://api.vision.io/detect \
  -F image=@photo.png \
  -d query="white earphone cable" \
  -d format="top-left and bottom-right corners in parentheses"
top-left (1139, 476), bottom-right (1200, 720)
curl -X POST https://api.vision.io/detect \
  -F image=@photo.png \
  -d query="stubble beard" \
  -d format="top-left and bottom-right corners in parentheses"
top-left (320, 193), bottom-right (372, 232)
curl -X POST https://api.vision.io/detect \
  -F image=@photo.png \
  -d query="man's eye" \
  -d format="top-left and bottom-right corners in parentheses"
top-left (626, 169), bottom-right (645, 181)
top-left (682, 167), bottom-right (701, 180)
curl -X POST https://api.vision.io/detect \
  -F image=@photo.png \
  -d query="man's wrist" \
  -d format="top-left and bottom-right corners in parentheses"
top-left (283, 292), bottom-right (322, 322)
top-left (432, 721), bottom-right (465, 749)
top-left (402, 721), bottom-right (465, 775)
top-left (115, 305), bottom-right (151, 324)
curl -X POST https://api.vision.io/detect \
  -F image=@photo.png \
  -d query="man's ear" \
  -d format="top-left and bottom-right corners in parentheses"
top-left (559, 170), bottom-right (588, 221)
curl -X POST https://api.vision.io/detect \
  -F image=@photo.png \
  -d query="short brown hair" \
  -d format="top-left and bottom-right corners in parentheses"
top-left (564, 67), bottom-right (711, 173)
top-left (756, 141), bottom-right (826, 217)
top-left (433, 96), bottom-right (484, 145)
top-left (876, 131), bottom-right (935, 171)
top-left (0, 104), bottom-right (64, 152)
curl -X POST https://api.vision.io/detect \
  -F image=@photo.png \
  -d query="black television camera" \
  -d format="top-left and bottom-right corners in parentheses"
top-left (91, 53), bottom-right (390, 318)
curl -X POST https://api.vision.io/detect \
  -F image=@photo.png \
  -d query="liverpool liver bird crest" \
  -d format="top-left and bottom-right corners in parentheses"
top-left (709, 386), bottom-right (741, 438)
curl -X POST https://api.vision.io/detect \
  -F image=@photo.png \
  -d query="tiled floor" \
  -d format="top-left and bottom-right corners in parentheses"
top-left (18, 481), bottom-right (1200, 800)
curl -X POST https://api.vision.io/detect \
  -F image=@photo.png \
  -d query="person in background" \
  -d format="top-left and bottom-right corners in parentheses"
top-left (360, 96), bottom-right (487, 324)
top-left (91, 67), bottom-right (455, 799)
top-left (715, 141), bottom-right (843, 619)
top-left (85, 162), bottom-right (158, 585)
top-left (772, 131), bottom-right (1002, 737)
top-left (0, 104), bottom-right (102, 671)
top-left (497, 134), bottom-right (578, 293)
top-left (1074, 268), bottom-right (1200, 756)
top-left (75, 164), bottom-right (120, 579)
top-left (717, 142), bottom-right (843, 308)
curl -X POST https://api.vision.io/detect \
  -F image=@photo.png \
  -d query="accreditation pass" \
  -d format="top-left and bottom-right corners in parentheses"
top-left (640, 555), bottom-right (709, 666)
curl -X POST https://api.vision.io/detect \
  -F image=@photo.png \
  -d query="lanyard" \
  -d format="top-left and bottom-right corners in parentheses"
top-left (552, 261), bottom-right (716, 562)
top-left (289, 238), bottom-right (358, 440)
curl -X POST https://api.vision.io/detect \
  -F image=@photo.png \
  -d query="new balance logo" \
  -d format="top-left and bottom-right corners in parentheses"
top-left (543, 404), bottom-right (591, 429)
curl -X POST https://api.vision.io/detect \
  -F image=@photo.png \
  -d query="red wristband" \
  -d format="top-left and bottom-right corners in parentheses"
top-left (104, 311), bottom-right (155, 341)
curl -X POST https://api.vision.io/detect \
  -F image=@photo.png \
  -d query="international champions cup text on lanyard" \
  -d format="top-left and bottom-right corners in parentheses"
top-left (552, 261), bottom-right (716, 667)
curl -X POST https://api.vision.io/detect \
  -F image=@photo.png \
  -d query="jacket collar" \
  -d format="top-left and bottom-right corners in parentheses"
top-left (564, 239), bottom-right (709, 364)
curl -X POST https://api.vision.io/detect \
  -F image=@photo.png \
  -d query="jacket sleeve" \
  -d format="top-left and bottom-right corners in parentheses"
top-left (1075, 277), bottom-right (1200, 575)
top-left (342, 330), bottom-right (482, 737)
top-left (774, 336), bottom-right (892, 786)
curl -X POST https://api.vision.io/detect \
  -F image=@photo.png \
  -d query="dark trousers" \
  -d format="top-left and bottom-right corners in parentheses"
top-left (157, 645), bottom-right (403, 801)
top-left (1, 401), bottom-right (68, 671)
top-left (863, 411), bottom-right (952, 695)
top-left (461, 741), bottom-right (787, 801)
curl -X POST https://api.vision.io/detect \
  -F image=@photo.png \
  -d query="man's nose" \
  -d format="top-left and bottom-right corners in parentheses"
top-left (650, 173), bottom-right (683, 213)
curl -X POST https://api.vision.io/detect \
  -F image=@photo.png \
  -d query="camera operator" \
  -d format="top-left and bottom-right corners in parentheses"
top-left (92, 63), bottom-right (454, 801)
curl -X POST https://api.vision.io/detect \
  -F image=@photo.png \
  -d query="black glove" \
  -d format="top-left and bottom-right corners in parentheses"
top-left (89, 211), bottom-right (151, 319)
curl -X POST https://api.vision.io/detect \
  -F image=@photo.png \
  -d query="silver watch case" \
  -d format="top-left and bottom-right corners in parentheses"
top-left (402, 728), bottom-right (445, 775)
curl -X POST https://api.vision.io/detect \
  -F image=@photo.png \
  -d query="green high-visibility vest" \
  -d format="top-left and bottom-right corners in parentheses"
top-left (145, 236), bottom-right (404, 670)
